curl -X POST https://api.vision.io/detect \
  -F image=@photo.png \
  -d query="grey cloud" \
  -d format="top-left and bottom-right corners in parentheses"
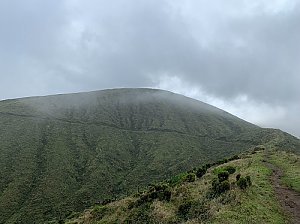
top-left (0, 0), bottom-right (299, 136)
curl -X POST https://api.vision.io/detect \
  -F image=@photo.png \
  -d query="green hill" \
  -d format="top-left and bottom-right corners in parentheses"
top-left (0, 88), bottom-right (299, 223)
top-left (65, 143), bottom-right (300, 224)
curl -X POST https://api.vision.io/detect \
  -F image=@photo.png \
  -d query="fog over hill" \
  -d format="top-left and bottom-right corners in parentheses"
top-left (2, 88), bottom-right (300, 223)
top-left (1, 0), bottom-right (300, 137)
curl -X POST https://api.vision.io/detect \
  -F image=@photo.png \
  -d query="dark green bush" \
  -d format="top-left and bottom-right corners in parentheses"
top-left (101, 199), bottom-right (112, 205)
top-left (212, 179), bottom-right (230, 194)
top-left (185, 173), bottom-right (196, 182)
top-left (246, 175), bottom-right (252, 186)
top-left (133, 183), bottom-right (172, 207)
top-left (196, 167), bottom-right (207, 178)
top-left (151, 183), bottom-right (168, 192)
top-left (168, 173), bottom-right (187, 186)
top-left (216, 158), bottom-right (229, 165)
top-left (224, 166), bottom-right (236, 174)
top-left (212, 178), bottom-right (219, 189)
top-left (237, 176), bottom-right (252, 189)
top-left (157, 189), bottom-right (172, 201)
top-left (219, 180), bottom-right (230, 192)
top-left (229, 155), bottom-right (240, 161)
top-left (218, 171), bottom-right (229, 182)
top-left (236, 173), bottom-right (241, 181)
top-left (237, 177), bottom-right (247, 189)
top-left (204, 163), bottom-right (212, 169)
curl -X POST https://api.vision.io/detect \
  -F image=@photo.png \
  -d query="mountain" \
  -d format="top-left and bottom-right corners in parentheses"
top-left (0, 88), bottom-right (299, 223)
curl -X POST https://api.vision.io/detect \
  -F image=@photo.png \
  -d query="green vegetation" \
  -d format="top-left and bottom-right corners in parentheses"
top-left (236, 176), bottom-right (252, 189)
top-left (0, 88), bottom-right (299, 223)
top-left (66, 149), bottom-right (298, 224)
top-left (267, 150), bottom-right (300, 192)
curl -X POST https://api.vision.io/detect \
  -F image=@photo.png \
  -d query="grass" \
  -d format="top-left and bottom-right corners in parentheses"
top-left (0, 88), bottom-right (299, 223)
top-left (66, 149), bottom-right (295, 224)
top-left (267, 150), bottom-right (300, 193)
top-left (211, 151), bottom-right (287, 224)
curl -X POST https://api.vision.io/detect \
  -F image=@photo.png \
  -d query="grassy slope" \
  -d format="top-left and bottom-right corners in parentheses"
top-left (0, 88), bottom-right (299, 223)
top-left (67, 144), bottom-right (300, 224)
top-left (268, 150), bottom-right (300, 192)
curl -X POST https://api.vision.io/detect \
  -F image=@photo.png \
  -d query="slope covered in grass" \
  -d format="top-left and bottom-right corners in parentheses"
top-left (66, 145), bottom-right (300, 224)
top-left (0, 88), bottom-right (299, 223)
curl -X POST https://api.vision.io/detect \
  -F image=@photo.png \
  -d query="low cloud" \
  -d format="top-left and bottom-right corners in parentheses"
top-left (0, 0), bottom-right (299, 137)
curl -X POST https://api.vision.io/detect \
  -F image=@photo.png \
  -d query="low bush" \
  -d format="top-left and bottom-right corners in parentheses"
top-left (101, 199), bottom-right (112, 205)
top-left (133, 183), bottom-right (172, 207)
top-left (218, 171), bottom-right (229, 182)
top-left (223, 166), bottom-right (236, 174)
top-left (236, 173), bottom-right (241, 181)
top-left (229, 155), bottom-right (240, 161)
top-left (212, 179), bottom-right (230, 194)
top-left (168, 173), bottom-right (187, 186)
top-left (216, 158), bottom-right (229, 165)
top-left (219, 180), bottom-right (230, 192)
top-left (245, 175), bottom-right (252, 186)
top-left (204, 163), bottom-right (212, 169)
top-left (196, 167), bottom-right (207, 178)
top-left (185, 173), bottom-right (196, 182)
top-left (237, 176), bottom-right (252, 189)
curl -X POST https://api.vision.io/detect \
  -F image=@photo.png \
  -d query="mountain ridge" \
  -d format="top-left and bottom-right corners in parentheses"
top-left (0, 88), bottom-right (298, 223)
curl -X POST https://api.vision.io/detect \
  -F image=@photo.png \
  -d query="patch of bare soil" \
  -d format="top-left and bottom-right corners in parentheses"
top-left (264, 161), bottom-right (300, 224)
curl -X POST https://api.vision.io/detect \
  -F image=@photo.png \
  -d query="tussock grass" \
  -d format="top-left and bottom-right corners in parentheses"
top-left (66, 150), bottom-right (293, 224)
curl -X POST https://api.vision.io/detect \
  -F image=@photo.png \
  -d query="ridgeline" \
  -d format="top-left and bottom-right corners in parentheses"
top-left (0, 88), bottom-right (299, 223)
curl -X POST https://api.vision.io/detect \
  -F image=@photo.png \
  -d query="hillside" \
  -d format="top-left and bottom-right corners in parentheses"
top-left (0, 88), bottom-right (299, 223)
top-left (65, 143), bottom-right (300, 224)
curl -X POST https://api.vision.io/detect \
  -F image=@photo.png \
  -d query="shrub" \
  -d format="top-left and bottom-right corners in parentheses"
top-left (101, 199), bottom-right (112, 205)
top-left (151, 183), bottom-right (168, 192)
top-left (204, 163), bottom-right (212, 169)
top-left (212, 178), bottom-right (219, 190)
top-left (185, 173), bottom-right (196, 182)
top-left (224, 166), bottom-right (236, 174)
top-left (237, 176), bottom-right (252, 189)
top-left (157, 188), bottom-right (172, 201)
top-left (134, 183), bottom-right (172, 207)
top-left (219, 180), bottom-right (230, 192)
top-left (236, 173), bottom-right (241, 181)
top-left (212, 179), bottom-right (230, 194)
top-left (254, 145), bottom-right (265, 151)
top-left (229, 155), bottom-right (240, 161)
top-left (237, 177), bottom-right (247, 189)
top-left (168, 173), bottom-right (187, 186)
top-left (196, 167), bottom-right (207, 178)
top-left (218, 171), bottom-right (229, 182)
top-left (246, 175), bottom-right (252, 186)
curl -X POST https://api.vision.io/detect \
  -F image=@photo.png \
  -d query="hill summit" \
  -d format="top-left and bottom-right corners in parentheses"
top-left (0, 88), bottom-right (299, 223)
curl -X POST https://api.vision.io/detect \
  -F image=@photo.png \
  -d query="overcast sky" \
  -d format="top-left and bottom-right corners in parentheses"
top-left (0, 0), bottom-right (299, 137)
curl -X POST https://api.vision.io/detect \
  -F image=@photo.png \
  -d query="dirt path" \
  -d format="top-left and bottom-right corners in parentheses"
top-left (264, 161), bottom-right (300, 224)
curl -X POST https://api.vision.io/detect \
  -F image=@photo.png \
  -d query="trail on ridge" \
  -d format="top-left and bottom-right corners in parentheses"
top-left (264, 161), bottom-right (300, 224)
